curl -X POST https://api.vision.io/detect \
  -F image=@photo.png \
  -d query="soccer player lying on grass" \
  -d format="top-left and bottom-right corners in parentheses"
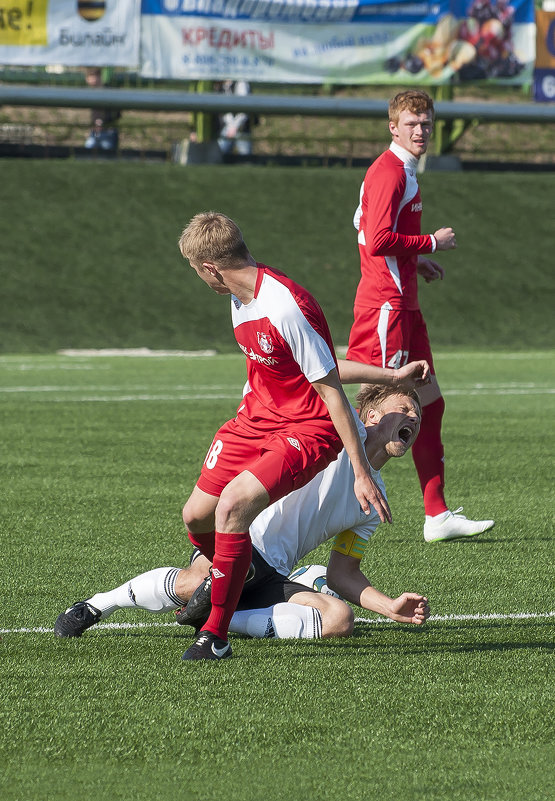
top-left (54, 385), bottom-right (429, 641)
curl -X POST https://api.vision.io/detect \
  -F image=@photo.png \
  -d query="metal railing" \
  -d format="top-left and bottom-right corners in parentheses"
top-left (0, 84), bottom-right (553, 162)
top-left (1, 84), bottom-right (554, 122)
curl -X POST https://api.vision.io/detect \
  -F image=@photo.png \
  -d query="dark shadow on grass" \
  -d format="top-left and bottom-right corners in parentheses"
top-left (383, 534), bottom-right (499, 545)
top-left (92, 628), bottom-right (186, 639)
top-left (353, 617), bottom-right (554, 637)
top-left (428, 535), bottom-right (498, 545)
top-left (255, 639), bottom-right (555, 660)
top-left (61, 616), bottom-right (554, 662)
top-left (422, 618), bottom-right (555, 634)
top-left (379, 639), bottom-right (553, 656)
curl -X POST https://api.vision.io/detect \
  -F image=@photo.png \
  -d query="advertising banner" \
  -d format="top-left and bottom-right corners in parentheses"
top-left (0, 0), bottom-right (141, 66)
top-left (533, 9), bottom-right (555, 101)
top-left (140, 0), bottom-right (535, 85)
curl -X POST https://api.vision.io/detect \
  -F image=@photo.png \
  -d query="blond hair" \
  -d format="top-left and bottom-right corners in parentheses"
top-left (356, 384), bottom-right (421, 424)
top-left (178, 211), bottom-right (249, 269)
top-left (388, 90), bottom-right (435, 126)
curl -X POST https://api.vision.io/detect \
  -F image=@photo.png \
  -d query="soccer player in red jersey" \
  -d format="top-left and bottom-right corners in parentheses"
top-left (177, 211), bottom-right (393, 660)
top-left (347, 90), bottom-right (494, 544)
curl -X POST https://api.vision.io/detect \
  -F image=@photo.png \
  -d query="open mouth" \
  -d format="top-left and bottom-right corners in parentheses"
top-left (399, 426), bottom-right (413, 444)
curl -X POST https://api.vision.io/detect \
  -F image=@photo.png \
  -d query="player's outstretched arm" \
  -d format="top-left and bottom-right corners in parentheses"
top-left (327, 551), bottom-right (429, 625)
top-left (311, 370), bottom-right (391, 523)
top-left (337, 358), bottom-right (430, 389)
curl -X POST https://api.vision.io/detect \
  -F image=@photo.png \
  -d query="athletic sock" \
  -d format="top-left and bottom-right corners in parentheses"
top-left (411, 395), bottom-right (448, 517)
top-left (203, 531), bottom-right (252, 641)
top-left (87, 567), bottom-right (183, 619)
top-left (229, 602), bottom-right (323, 639)
top-left (188, 530), bottom-right (216, 561)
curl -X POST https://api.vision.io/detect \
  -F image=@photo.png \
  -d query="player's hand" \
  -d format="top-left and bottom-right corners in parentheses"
top-left (433, 227), bottom-right (457, 251)
top-left (394, 360), bottom-right (430, 388)
top-left (354, 472), bottom-right (392, 523)
top-left (417, 257), bottom-right (445, 283)
top-left (389, 593), bottom-right (430, 625)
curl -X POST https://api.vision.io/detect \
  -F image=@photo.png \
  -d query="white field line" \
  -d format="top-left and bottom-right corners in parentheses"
top-left (333, 348), bottom-right (555, 361)
top-left (1, 610), bottom-right (554, 636)
top-left (0, 384), bottom-right (239, 392)
top-left (443, 388), bottom-right (555, 396)
top-left (0, 350), bottom-right (552, 366)
top-left (0, 394), bottom-right (241, 402)
top-left (433, 352), bottom-right (555, 361)
top-left (0, 381), bottom-right (554, 403)
top-left (57, 349), bottom-right (218, 358)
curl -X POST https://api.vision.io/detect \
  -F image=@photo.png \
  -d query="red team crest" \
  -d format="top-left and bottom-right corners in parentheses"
top-left (257, 332), bottom-right (274, 354)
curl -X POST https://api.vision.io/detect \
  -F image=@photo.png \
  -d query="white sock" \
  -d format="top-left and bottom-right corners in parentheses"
top-left (229, 602), bottom-right (323, 639)
top-left (87, 567), bottom-right (183, 620)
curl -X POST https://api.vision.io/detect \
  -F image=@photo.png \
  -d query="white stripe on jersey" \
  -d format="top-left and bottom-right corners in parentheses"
top-left (232, 272), bottom-right (336, 383)
top-left (377, 302), bottom-right (393, 369)
top-left (353, 180), bottom-right (364, 231)
top-left (385, 255), bottom-right (402, 294)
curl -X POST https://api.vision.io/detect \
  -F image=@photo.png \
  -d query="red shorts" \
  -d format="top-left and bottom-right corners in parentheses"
top-left (197, 418), bottom-right (342, 505)
top-left (347, 306), bottom-right (435, 374)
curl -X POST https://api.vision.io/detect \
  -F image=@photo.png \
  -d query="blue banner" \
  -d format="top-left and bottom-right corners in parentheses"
top-left (140, 0), bottom-right (535, 83)
top-left (142, 0), bottom-right (534, 24)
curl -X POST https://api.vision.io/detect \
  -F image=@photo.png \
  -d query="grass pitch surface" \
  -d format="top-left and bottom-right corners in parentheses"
top-left (1, 162), bottom-right (554, 353)
top-left (1, 350), bottom-right (553, 801)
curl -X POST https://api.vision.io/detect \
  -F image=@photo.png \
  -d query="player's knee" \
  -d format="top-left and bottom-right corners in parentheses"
top-left (214, 491), bottom-right (237, 531)
top-left (182, 502), bottom-right (195, 529)
top-left (321, 599), bottom-right (354, 638)
top-left (182, 501), bottom-right (208, 531)
top-left (215, 484), bottom-right (253, 531)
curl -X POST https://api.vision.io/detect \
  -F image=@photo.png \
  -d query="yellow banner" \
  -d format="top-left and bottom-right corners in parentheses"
top-left (0, 0), bottom-right (48, 47)
top-left (536, 9), bottom-right (555, 69)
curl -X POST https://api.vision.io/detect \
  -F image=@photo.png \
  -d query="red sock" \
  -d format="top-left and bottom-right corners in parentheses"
top-left (187, 530), bottom-right (216, 562)
top-left (411, 396), bottom-right (448, 517)
top-left (204, 531), bottom-right (252, 641)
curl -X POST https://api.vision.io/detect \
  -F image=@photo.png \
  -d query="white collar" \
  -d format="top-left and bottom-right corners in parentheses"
top-left (389, 142), bottom-right (419, 171)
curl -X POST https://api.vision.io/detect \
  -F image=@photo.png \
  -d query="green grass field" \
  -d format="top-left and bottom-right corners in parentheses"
top-left (1, 351), bottom-right (553, 801)
top-left (1, 162), bottom-right (554, 353)
top-left (1, 158), bottom-right (553, 799)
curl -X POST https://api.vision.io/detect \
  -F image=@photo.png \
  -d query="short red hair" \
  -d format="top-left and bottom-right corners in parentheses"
top-left (388, 90), bottom-right (435, 125)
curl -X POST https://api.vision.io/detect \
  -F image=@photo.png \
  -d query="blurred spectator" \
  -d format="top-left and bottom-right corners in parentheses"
top-left (84, 67), bottom-right (120, 152)
top-left (217, 80), bottom-right (257, 156)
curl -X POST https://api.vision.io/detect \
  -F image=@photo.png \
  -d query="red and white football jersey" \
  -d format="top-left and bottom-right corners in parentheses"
top-left (231, 264), bottom-right (338, 436)
top-left (353, 142), bottom-right (434, 311)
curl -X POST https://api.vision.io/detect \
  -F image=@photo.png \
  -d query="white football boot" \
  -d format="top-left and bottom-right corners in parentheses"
top-left (423, 507), bottom-right (494, 543)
